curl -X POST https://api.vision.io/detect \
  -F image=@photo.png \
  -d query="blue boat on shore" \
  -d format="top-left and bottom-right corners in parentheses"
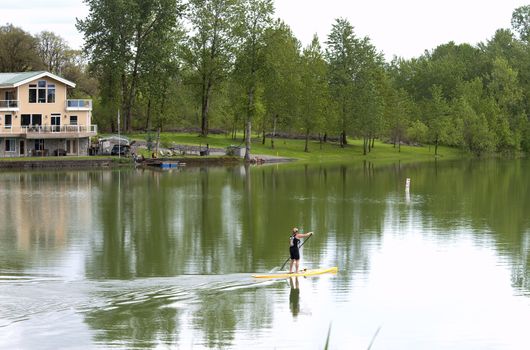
top-left (159, 161), bottom-right (180, 169)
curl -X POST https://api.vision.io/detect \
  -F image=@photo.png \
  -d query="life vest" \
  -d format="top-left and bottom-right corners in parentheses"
top-left (290, 234), bottom-right (300, 248)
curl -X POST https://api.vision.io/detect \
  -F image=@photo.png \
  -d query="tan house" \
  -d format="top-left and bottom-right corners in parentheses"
top-left (0, 71), bottom-right (97, 157)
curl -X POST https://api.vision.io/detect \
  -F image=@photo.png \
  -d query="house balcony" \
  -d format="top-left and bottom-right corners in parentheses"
top-left (66, 99), bottom-right (92, 111)
top-left (0, 100), bottom-right (19, 112)
top-left (0, 125), bottom-right (98, 138)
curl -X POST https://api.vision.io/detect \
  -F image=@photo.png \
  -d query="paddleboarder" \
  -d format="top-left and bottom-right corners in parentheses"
top-left (289, 227), bottom-right (313, 273)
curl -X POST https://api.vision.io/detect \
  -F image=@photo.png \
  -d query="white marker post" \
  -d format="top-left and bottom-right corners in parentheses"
top-left (405, 178), bottom-right (411, 203)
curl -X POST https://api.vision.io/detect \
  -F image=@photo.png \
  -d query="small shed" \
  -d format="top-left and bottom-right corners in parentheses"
top-left (98, 135), bottom-right (130, 155)
top-left (226, 145), bottom-right (245, 157)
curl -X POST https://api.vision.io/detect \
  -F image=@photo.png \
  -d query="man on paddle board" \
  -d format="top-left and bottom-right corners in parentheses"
top-left (289, 227), bottom-right (313, 273)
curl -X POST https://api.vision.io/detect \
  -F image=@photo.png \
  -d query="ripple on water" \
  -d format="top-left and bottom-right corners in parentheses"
top-left (0, 272), bottom-right (270, 329)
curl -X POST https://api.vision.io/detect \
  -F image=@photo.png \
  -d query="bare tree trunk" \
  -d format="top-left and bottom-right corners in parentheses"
top-left (245, 119), bottom-right (251, 162)
top-left (270, 114), bottom-right (277, 149)
top-left (145, 98), bottom-right (151, 131)
top-left (200, 77), bottom-right (212, 137)
top-left (244, 84), bottom-right (254, 162)
top-left (261, 115), bottom-right (267, 145)
top-left (159, 81), bottom-right (168, 131)
top-left (304, 129), bottom-right (309, 152)
top-left (124, 29), bottom-right (142, 132)
top-left (120, 73), bottom-right (127, 133)
top-left (155, 127), bottom-right (161, 156)
top-left (363, 137), bottom-right (368, 155)
top-left (242, 118), bottom-right (246, 142)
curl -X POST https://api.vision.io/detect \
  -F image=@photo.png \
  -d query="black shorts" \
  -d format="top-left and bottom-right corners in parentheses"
top-left (290, 246), bottom-right (300, 260)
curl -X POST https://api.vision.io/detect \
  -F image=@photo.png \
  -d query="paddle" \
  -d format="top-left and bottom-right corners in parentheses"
top-left (279, 233), bottom-right (313, 271)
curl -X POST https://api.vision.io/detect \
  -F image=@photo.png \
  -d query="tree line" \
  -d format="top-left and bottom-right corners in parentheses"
top-left (2, 1), bottom-right (530, 157)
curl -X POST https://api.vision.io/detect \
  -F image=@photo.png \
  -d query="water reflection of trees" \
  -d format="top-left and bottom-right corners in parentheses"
top-left (84, 292), bottom-right (180, 348)
top-left (402, 159), bottom-right (530, 293)
top-left (85, 160), bottom-right (530, 293)
top-left (192, 284), bottom-right (277, 348)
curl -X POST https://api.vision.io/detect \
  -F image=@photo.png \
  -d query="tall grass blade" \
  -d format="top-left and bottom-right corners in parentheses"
top-left (367, 325), bottom-right (382, 350)
top-left (324, 323), bottom-right (332, 350)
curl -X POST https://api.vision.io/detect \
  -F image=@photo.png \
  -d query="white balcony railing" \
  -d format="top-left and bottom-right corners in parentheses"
top-left (0, 100), bottom-right (19, 111)
top-left (66, 99), bottom-right (92, 111)
top-left (0, 125), bottom-right (98, 135)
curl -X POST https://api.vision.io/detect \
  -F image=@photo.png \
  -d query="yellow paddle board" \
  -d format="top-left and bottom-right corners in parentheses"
top-left (252, 266), bottom-right (338, 279)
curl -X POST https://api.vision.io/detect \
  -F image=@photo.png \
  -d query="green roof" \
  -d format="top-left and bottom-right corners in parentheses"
top-left (0, 71), bottom-right (76, 88)
top-left (0, 71), bottom-right (46, 87)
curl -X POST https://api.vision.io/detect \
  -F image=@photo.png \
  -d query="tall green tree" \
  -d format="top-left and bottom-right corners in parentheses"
top-left (355, 69), bottom-right (385, 155)
top-left (512, 5), bottom-right (530, 41)
top-left (78, 0), bottom-right (132, 131)
top-left (453, 97), bottom-right (495, 156)
top-left (35, 31), bottom-right (69, 74)
top-left (326, 18), bottom-right (382, 148)
top-left (325, 18), bottom-right (357, 147)
top-left (78, 0), bottom-right (183, 131)
top-left (234, 0), bottom-right (274, 162)
top-left (182, 0), bottom-right (238, 137)
top-left (260, 20), bottom-right (301, 148)
top-left (487, 57), bottom-right (524, 151)
top-left (0, 24), bottom-right (44, 72)
top-left (426, 85), bottom-right (451, 156)
top-left (138, 18), bottom-right (184, 133)
top-left (298, 35), bottom-right (328, 152)
top-left (385, 87), bottom-right (412, 152)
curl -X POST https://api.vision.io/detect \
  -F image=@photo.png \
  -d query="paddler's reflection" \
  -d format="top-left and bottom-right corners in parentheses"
top-left (289, 276), bottom-right (300, 317)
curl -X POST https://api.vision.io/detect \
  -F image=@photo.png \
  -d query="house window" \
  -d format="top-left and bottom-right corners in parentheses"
top-left (47, 84), bottom-right (55, 103)
top-left (29, 84), bottom-right (37, 103)
top-left (4, 114), bottom-right (12, 128)
top-left (21, 114), bottom-right (31, 127)
top-left (38, 81), bottom-right (46, 103)
top-left (21, 114), bottom-right (42, 127)
top-left (70, 115), bottom-right (78, 125)
top-left (34, 139), bottom-right (44, 151)
top-left (5, 139), bottom-right (15, 152)
top-left (32, 114), bottom-right (42, 126)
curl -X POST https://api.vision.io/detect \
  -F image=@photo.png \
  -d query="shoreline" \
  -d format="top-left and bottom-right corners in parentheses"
top-left (0, 154), bottom-right (297, 170)
top-left (0, 158), bottom-right (118, 169)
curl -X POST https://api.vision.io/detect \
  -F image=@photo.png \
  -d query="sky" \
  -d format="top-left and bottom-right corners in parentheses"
top-left (2, 0), bottom-right (529, 60)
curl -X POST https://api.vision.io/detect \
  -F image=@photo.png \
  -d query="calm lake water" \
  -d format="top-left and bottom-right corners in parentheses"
top-left (0, 159), bottom-right (529, 349)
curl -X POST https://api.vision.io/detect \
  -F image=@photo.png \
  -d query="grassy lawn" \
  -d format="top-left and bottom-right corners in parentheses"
top-left (127, 132), bottom-right (465, 165)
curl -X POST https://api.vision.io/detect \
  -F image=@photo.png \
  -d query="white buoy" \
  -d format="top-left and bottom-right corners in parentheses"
top-left (405, 178), bottom-right (411, 203)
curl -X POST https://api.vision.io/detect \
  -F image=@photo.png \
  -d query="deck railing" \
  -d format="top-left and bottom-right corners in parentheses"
top-left (0, 100), bottom-right (19, 110)
top-left (0, 125), bottom-right (97, 134)
top-left (66, 99), bottom-right (92, 110)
